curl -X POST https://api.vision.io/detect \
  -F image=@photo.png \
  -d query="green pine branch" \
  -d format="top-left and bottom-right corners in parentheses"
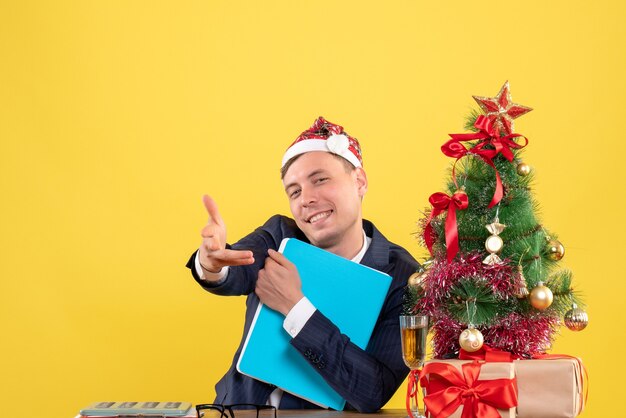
top-left (464, 109), bottom-right (482, 132)
top-left (446, 279), bottom-right (514, 325)
top-left (545, 269), bottom-right (584, 316)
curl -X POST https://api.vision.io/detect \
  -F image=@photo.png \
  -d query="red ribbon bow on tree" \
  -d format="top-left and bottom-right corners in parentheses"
top-left (424, 191), bottom-right (469, 262)
top-left (419, 361), bottom-right (518, 418)
top-left (441, 115), bottom-right (528, 208)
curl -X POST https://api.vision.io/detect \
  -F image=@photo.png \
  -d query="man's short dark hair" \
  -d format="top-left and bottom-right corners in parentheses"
top-left (280, 153), bottom-right (355, 179)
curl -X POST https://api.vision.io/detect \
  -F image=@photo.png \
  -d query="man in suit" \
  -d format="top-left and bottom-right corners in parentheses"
top-left (186, 117), bottom-right (420, 412)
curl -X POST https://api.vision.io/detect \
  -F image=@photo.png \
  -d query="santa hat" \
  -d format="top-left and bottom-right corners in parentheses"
top-left (281, 116), bottom-right (363, 168)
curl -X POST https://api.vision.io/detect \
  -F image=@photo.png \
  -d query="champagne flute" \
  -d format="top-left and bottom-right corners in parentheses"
top-left (400, 314), bottom-right (428, 418)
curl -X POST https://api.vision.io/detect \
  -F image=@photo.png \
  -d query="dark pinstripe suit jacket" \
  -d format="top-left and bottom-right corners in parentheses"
top-left (186, 215), bottom-right (420, 413)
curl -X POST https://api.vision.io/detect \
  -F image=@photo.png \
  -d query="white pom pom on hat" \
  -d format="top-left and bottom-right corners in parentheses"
top-left (281, 116), bottom-right (363, 169)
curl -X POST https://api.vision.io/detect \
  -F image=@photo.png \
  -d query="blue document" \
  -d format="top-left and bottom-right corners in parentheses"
top-left (236, 238), bottom-right (392, 410)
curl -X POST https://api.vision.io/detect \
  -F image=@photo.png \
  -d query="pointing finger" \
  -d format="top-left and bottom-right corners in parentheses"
top-left (202, 194), bottom-right (224, 225)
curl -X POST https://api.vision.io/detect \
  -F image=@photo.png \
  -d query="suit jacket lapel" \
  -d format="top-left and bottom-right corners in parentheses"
top-left (360, 220), bottom-right (390, 271)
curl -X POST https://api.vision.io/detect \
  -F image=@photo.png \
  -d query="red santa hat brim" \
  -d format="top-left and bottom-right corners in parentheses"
top-left (281, 137), bottom-right (362, 169)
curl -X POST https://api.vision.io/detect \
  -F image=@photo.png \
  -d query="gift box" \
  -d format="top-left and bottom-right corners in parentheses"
top-left (420, 357), bottom-right (586, 418)
top-left (514, 358), bottom-right (585, 418)
top-left (420, 360), bottom-right (516, 418)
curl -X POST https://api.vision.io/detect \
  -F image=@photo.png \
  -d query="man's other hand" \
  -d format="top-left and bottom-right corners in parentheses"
top-left (256, 249), bottom-right (304, 315)
top-left (198, 194), bottom-right (254, 276)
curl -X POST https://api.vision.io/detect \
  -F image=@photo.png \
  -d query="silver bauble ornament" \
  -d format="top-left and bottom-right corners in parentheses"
top-left (564, 304), bottom-right (589, 331)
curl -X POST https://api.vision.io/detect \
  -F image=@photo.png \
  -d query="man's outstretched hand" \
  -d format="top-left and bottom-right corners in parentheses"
top-left (198, 195), bottom-right (254, 276)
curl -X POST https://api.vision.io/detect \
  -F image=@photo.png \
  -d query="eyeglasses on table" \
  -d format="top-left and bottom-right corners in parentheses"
top-left (195, 403), bottom-right (277, 418)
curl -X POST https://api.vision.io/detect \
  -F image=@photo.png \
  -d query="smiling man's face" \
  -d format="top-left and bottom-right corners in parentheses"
top-left (282, 151), bottom-right (367, 258)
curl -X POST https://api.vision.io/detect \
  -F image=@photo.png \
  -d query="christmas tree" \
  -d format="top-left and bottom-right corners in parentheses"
top-left (407, 82), bottom-right (588, 359)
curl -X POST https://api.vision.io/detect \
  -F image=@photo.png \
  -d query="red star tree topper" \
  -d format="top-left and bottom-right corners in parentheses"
top-left (472, 81), bottom-right (533, 135)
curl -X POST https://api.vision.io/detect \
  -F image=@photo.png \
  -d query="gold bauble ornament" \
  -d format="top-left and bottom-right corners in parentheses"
top-left (546, 239), bottom-right (565, 261)
top-left (458, 326), bottom-right (484, 352)
top-left (564, 304), bottom-right (589, 331)
top-left (408, 271), bottom-right (427, 289)
top-left (517, 162), bottom-right (531, 176)
top-left (529, 282), bottom-right (554, 310)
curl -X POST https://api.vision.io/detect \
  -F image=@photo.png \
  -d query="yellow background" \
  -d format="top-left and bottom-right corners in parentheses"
top-left (1, 1), bottom-right (624, 417)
